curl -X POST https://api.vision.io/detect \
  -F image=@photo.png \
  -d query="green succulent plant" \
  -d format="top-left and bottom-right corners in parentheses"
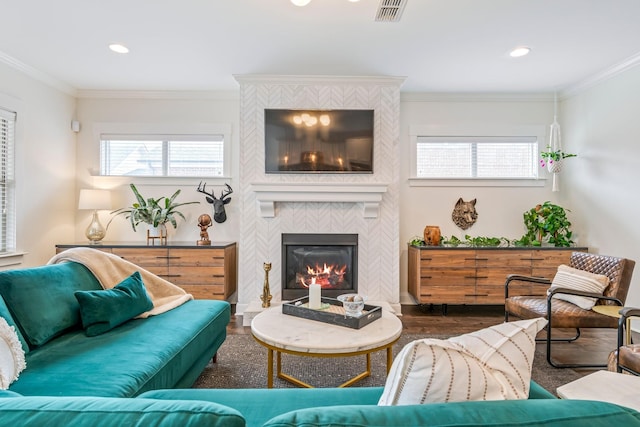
top-left (108, 184), bottom-right (199, 231)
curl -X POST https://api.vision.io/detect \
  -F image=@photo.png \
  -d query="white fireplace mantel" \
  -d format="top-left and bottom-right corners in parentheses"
top-left (250, 182), bottom-right (389, 218)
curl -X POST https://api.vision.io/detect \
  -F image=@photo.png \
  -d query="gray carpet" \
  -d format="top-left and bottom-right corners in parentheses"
top-left (193, 333), bottom-right (583, 396)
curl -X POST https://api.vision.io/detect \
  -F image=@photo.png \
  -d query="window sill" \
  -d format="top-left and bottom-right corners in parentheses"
top-left (408, 178), bottom-right (546, 187)
top-left (0, 251), bottom-right (26, 268)
top-left (91, 175), bottom-right (233, 186)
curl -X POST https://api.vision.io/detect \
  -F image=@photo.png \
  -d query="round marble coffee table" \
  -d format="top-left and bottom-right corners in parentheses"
top-left (251, 306), bottom-right (402, 388)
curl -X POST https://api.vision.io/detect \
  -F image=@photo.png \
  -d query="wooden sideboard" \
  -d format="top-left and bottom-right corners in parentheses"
top-left (408, 245), bottom-right (588, 306)
top-left (56, 242), bottom-right (237, 301)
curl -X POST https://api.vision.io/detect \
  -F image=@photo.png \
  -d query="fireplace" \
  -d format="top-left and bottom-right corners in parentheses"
top-left (282, 233), bottom-right (358, 300)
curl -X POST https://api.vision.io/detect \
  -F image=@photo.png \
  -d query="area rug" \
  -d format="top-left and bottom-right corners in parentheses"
top-left (193, 333), bottom-right (583, 395)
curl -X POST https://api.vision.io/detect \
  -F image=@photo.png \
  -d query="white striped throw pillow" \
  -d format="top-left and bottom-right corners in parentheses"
top-left (548, 264), bottom-right (610, 310)
top-left (378, 317), bottom-right (547, 406)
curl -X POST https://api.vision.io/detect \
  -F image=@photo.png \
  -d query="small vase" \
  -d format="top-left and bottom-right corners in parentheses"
top-left (423, 225), bottom-right (441, 246)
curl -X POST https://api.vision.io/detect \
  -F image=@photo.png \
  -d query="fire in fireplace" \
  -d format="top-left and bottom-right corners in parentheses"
top-left (282, 233), bottom-right (357, 300)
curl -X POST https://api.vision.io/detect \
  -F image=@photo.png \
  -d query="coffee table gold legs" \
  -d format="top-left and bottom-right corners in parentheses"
top-left (268, 350), bottom-right (377, 388)
top-left (276, 350), bottom-right (314, 388)
top-left (267, 348), bottom-right (274, 388)
top-left (386, 346), bottom-right (393, 373)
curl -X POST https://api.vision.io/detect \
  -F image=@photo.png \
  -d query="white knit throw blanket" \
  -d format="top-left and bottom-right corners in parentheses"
top-left (48, 247), bottom-right (193, 317)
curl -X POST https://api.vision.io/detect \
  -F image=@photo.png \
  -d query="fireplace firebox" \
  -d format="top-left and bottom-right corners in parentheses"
top-left (282, 233), bottom-right (357, 300)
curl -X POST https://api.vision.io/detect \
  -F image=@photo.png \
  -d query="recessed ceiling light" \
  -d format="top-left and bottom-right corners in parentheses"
top-left (509, 46), bottom-right (531, 58)
top-left (291, 0), bottom-right (312, 6)
top-left (109, 43), bottom-right (129, 54)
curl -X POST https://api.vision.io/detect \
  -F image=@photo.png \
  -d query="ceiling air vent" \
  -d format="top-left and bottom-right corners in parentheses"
top-left (375, 0), bottom-right (408, 22)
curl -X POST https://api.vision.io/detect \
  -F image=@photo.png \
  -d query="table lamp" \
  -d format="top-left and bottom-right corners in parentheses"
top-left (78, 189), bottom-right (112, 244)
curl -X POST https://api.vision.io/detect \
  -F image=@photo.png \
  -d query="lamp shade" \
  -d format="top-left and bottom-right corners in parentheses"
top-left (78, 189), bottom-right (112, 210)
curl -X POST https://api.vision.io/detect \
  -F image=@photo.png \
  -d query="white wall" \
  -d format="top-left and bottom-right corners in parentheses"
top-left (75, 94), bottom-right (241, 245)
top-left (562, 66), bottom-right (640, 311)
top-left (76, 91), bottom-right (572, 307)
top-left (0, 63), bottom-right (77, 267)
top-left (398, 95), bottom-right (562, 303)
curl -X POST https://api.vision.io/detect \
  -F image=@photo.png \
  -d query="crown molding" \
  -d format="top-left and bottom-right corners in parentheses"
top-left (0, 51), bottom-right (76, 96)
top-left (76, 89), bottom-right (240, 100)
top-left (401, 92), bottom-right (554, 103)
top-left (561, 51), bottom-right (640, 99)
top-left (233, 74), bottom-right (406, 87)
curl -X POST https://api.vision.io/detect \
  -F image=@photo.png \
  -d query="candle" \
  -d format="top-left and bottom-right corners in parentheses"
top-left (309, 279), bottom-right (321, 310)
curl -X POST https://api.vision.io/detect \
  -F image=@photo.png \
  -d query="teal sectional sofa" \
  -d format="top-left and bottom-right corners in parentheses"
top-left (1, 262), bottom-right (639, 426)
top-left (0, 261), bottom-right (230, 397)
top-left (2, 385), bottom-right (640, 426)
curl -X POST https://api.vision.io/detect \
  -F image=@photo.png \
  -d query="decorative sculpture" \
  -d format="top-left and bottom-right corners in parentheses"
top-left (261, 262), bottom-right (272, 308)
top-left (197, 214), bottom-right (212, 246)
top-left (452, 198), bottom-right (478, 230)
top-left (196, 182), bottom-right (233, 223)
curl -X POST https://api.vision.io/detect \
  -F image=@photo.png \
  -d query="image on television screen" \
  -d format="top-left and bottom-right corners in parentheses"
top-left (265, 109), bottom-right (374, 174)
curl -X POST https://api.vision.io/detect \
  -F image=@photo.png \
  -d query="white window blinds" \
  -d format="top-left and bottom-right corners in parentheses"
top-left (415, 136), bottom-right (539, 179)
top-left (100, 134), bottom-right (225, 177)
top-left (0, 108), bottom-right (16, 253)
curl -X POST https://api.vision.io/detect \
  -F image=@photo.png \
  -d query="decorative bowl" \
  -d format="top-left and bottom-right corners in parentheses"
top-left (337, 293), bottom-right (366, 317)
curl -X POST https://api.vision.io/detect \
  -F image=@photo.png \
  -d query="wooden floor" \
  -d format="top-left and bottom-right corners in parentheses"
top-left (229, 304), bottom-right (632, 374)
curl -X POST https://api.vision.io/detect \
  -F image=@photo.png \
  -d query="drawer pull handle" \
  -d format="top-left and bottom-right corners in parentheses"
top-left (475, 258), bottom-right (489, 261)
top-left (465, 294), bottom-right (489, 297)
top-left (421, 276), bottom-right (433, 279)
top-left (161, 274), bottom-right (182, 278)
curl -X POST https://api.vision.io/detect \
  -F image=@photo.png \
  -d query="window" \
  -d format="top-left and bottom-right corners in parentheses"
top-left (0, 108), bottom-right (16, 253)
top-left (100, 134), bottom-right (226, 177)
top-left (415, 136), bottom-right (539, 179)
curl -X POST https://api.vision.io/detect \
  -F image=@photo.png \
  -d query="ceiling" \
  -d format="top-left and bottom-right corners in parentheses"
top-left (2, 0), bottom-right (640, 94)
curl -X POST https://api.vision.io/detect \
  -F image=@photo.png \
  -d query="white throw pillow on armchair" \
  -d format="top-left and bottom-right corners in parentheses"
top-left (378, 317), bottom-right (547, 406)
top-left (0, 316), bottom-right (26, 389)
top-left (547, 264), bottom-right (610, 310)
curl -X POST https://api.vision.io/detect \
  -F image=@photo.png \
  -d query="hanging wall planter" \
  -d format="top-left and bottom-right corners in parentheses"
top-left (540, 95), bottom-right (576, 192)
top-left (546, 158), bottom-right (563, 174)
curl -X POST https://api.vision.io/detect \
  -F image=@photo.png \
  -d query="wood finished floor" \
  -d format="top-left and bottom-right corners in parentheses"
top-left (228, 304), bottom-right (633, 376)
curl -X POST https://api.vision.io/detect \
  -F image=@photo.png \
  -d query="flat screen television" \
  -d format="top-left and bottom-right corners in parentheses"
top-left (265, 109), bottom-right (374, 173)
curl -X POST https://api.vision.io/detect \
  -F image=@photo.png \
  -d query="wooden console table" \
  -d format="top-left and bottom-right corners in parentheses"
top-left (408, 245), bottom-right (588, 307)
top-left (56, 242), bottom-right (237, 301)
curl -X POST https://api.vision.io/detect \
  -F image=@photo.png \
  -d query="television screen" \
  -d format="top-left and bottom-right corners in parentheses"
top-left (265, 109), bottom-right (374, 173)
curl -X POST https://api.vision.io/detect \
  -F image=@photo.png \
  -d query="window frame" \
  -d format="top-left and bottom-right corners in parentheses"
top-left (408, 124), bottom-right (546, 187)
top-left (100, 134), bottom-right (226, 178)
top-left (93, 122), bottom-right (232, 181)
top-left (0, 106), bottom-right (16, 257)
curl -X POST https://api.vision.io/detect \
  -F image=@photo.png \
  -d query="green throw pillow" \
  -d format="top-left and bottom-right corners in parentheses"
top-left (74, 272), bottom-right (153, 337)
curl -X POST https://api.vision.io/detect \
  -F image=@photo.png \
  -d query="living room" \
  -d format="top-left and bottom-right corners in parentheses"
top-left (1, 1), bottom-right (639, 314)
top-left (1, 1), bottom-right (640, 424)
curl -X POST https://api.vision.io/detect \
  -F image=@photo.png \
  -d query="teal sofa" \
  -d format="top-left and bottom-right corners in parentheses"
top-left (0, 261), bottom-right (230, 397)
top-left (1, 385), bottom-right (640, 426)
top-left (1, 262), bottom-right (639, 426)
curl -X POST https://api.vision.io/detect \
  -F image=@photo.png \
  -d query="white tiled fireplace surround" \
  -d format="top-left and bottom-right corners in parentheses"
top-left (235, 75), bottom-right (404, 325)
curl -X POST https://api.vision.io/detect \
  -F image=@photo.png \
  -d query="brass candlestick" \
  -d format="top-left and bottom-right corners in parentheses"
top-left (260, 262), bottom-right (272, 308)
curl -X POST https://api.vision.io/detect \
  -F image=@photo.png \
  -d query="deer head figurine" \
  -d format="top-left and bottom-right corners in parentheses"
top-left (197, 182), bottom-right (233, 223)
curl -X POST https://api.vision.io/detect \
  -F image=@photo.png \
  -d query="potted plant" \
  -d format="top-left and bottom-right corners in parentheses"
top-left (108, 184), bottom-right (199, 234)
top-left (539, 146), bottom-right (576, 172)
top-left (514, 201), bottom-right (574, 247)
